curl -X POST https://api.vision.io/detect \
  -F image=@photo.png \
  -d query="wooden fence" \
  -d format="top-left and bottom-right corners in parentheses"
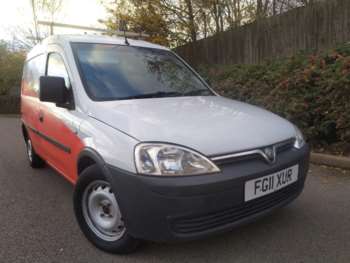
top-left (175, 0), bottom-right (350, 66)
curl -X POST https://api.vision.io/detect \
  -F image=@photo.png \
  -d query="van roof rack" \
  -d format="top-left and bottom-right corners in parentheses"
top-left (37, 21), bottom-right (149, 40)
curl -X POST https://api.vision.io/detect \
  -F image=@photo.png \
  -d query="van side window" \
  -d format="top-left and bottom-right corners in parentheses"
top-left (47, 53), bottom-right (71, 88)
top-left (22, 54), bottom-right (46, 97)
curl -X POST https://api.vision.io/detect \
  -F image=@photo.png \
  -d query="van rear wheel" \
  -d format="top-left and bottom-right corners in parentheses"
top-left (26, 137), bottom-right (45, 168)
top-left (74, 164), bottom-right (140, 254)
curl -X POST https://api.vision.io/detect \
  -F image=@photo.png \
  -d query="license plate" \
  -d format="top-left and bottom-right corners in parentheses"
top-left (244, 165), bottom-right (299, 202)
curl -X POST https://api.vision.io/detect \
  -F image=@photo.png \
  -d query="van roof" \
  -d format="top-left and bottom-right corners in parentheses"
top-left (27, 34), bottom-right (169, 60)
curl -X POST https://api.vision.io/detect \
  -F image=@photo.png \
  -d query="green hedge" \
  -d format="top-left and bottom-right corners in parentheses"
top-left (199, 44), bottom-right (350, 155)
top-left (0, 42), bottom-right (25, 96)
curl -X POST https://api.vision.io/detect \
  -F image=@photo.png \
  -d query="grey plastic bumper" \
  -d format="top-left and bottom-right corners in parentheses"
top-left (106, 145), bottom-right (310, 242)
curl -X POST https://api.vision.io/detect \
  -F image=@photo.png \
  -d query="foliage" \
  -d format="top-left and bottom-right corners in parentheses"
top-left (0, 41), bottom-right (25, 95)
top-left (101, 0), bottom-right (312, 47)
top-left (102, 0), bottom-right (170, 46)
top-left (199, 43), bottom-right (350, 155)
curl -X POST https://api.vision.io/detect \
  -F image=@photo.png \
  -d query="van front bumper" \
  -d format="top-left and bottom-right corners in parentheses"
top-left (106, 145), bottom-right (310, 242)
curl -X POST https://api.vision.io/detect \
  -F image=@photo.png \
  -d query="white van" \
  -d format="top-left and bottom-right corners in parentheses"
top-left (21, 35), bottom-right (310, 254)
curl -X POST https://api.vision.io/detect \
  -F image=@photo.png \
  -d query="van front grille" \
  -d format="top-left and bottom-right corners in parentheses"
top-left (211, 138), bottom-right (295, 166)
top-left (170, 182), bottom-right (301, 235)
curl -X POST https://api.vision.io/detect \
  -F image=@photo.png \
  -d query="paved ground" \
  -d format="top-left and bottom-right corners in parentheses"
top-left (0, 116), bottom-right (349, 263)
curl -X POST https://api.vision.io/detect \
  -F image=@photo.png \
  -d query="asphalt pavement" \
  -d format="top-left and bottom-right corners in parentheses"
top-left (0, 116), bottom-right (349, 263)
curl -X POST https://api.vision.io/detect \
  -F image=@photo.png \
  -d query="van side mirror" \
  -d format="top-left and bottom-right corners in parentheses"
top-left (39, 76), bottom-right (67, 105)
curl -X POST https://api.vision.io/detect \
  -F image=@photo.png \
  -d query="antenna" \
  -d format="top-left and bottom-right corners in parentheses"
top-left (119, 20), bottom-right (129, 45)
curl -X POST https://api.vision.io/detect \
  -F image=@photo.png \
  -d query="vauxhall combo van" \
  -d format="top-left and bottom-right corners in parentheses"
top-left (21, 35), bottom-right (310, 254)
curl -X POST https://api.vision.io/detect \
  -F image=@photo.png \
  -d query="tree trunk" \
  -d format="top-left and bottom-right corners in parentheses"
top-left (219, 2), bottom-right (224, 32)
top-left (184, 0), bottom-right (197, 42)
top-left (257, 0), bottom-right (263, 18)
top-left (272, 0), bottom-right (277, 16)
top-left (212, 1), bottom-right (220, 34)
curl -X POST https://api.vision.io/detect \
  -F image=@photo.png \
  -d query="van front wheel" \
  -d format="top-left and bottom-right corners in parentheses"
top-left (74, 164), bottom-right (140, 254)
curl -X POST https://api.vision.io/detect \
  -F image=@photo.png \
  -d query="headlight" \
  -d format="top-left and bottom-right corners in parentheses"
top-left (293, 125), bottom-right (305, 149)
top-left (134, 143), bottom-right (220, 176)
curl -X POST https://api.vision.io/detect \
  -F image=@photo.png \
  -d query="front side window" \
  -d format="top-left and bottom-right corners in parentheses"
top-left (47, 53), bottom-right (70, 88)
top-left (71, 43), bottom-right (213, 101)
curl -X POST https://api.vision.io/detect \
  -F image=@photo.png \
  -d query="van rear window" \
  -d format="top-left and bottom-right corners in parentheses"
top-left (71, 43), bottom-right (212, 101)
top-left (22, 54), bottom-right (46, 97)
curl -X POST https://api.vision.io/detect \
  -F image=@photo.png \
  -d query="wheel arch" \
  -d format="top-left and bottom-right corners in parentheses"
top-left (22, 123), bottom-right (28, 141)
top-left (77, 148), bottom-right (109, 177)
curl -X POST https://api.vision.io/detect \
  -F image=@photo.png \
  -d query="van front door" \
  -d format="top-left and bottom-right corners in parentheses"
top-left (38, 52), bottom-right (83, 183)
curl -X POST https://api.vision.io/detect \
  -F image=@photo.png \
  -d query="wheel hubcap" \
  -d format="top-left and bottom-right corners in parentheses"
top-left (82, 180), bottom-right (125, 241)
top-left (27, 139), bottom-right (33, 163)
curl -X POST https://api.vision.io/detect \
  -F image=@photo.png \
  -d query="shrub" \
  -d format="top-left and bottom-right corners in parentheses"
top-left (199, 44), bottom-right (350, 155)
top-left (0, 41), bottom-right (25, 95)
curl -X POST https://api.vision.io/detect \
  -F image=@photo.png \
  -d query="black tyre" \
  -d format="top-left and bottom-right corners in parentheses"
top-left (73, 164), bottom-right (140, 254)
top-left (25, 137), bottom-right (45, 168)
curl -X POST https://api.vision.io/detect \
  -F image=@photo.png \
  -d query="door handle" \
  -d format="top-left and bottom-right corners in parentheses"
top-left (39, 111), bottom-right (44, 123)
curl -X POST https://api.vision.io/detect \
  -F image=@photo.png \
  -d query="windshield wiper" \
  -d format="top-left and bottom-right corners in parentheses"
top-left (183, 89), bottom-right (212, 96)
top-left (117, 91), bottom-right (183, 100)
top-left (117, 89), bottom-right (212, 100)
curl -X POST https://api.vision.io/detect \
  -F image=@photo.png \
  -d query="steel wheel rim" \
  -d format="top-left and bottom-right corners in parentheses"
top-left (27, 139), bottom-right (33, 163)
top-left (82, 180), bottom-right (126, 241)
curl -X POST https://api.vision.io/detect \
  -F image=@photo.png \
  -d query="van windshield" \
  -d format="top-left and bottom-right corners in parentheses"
top-left (71, 43), bottom-right (213, 101)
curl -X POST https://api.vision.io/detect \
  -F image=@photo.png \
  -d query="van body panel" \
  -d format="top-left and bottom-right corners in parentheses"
top-left (21, 53), bottom-right (47, 158)
top-left (78, 117), bottom-right (139, 173)
top-left (88, 96), bottom-right (296, 157)
top-left (37, 102), bottom-right (84, 182)
top-left (21, 95), bottom-right (42, 154)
